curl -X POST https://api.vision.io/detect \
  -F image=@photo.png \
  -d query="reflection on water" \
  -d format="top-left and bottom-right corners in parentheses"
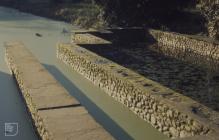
top-left (0, 6), bottom-right (168, 140)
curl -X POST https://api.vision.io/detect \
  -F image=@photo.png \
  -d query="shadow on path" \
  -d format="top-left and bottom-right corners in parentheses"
top-left (43, 64), bottom-right (133, 140)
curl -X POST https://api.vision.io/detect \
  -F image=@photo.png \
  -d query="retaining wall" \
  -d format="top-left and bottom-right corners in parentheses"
top-left (5, 42), bottom-right (114, 140)
top-left (72, 28), bottom-right (219, 73)
top-left (148, 29), bottom-right (219, 73)
top-left (57, 43), bottom-right (219, 139)
top-left (72, 32), bottom-right (111, 44)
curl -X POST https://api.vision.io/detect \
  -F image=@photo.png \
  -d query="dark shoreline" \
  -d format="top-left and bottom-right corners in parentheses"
top-left (0, 3), bottom-right (63, 21)
top-left (0, 2), bottom-right (106, 29)
top-left (0, 1), bottom-right (218, 41)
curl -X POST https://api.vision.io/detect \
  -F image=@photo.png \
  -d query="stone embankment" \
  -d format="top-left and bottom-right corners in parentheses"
top-left (72, 31), bottom-right (111, 44)
top-left (73, 28), bottom-right (219, 73)
top-left (57, 29), bottom-right (219, 139)
top-left (72, 28), bottom-right (219, 111)
top-left (5, 42), bottom-right (114, 140)
top-left (148, 29), bottom-right (219, 73)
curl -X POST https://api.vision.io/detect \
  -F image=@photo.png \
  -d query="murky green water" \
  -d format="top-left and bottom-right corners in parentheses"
top-left (0, 7), bottom-right (168, 140)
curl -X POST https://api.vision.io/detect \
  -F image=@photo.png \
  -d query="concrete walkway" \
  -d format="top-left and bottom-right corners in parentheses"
top-left (5, 42), bottom-right (114, 140)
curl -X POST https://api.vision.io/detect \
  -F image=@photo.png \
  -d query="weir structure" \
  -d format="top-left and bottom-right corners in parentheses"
top-left (57, 28), bottom-right (219, 139)
top-left (5, 42), bottom-right (114, 140)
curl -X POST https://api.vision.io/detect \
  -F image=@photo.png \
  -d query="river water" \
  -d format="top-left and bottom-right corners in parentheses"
top-left (0, 7), bottom-right (168, 140)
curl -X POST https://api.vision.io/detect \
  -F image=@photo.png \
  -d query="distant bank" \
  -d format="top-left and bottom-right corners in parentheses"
top-left (0, 0), bottom-right (106, 29)
top-left (0, 0), bottom-right (218, 41)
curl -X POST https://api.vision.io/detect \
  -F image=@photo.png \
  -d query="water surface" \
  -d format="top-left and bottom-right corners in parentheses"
top-left (0, 7), bottom-right (167, 140)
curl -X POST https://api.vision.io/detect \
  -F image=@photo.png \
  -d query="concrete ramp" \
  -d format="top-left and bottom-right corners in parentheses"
top-left (4, 41), bottom-right (114, 140)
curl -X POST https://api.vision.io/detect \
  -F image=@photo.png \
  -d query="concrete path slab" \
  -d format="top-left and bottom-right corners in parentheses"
top-left (5, 41), bottom-right (114, 140)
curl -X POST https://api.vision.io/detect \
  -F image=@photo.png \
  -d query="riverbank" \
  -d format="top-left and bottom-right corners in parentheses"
top-left (0, 1), bottom-right (218, 41)
top-left (0, 1), bottom-right (107, 29)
